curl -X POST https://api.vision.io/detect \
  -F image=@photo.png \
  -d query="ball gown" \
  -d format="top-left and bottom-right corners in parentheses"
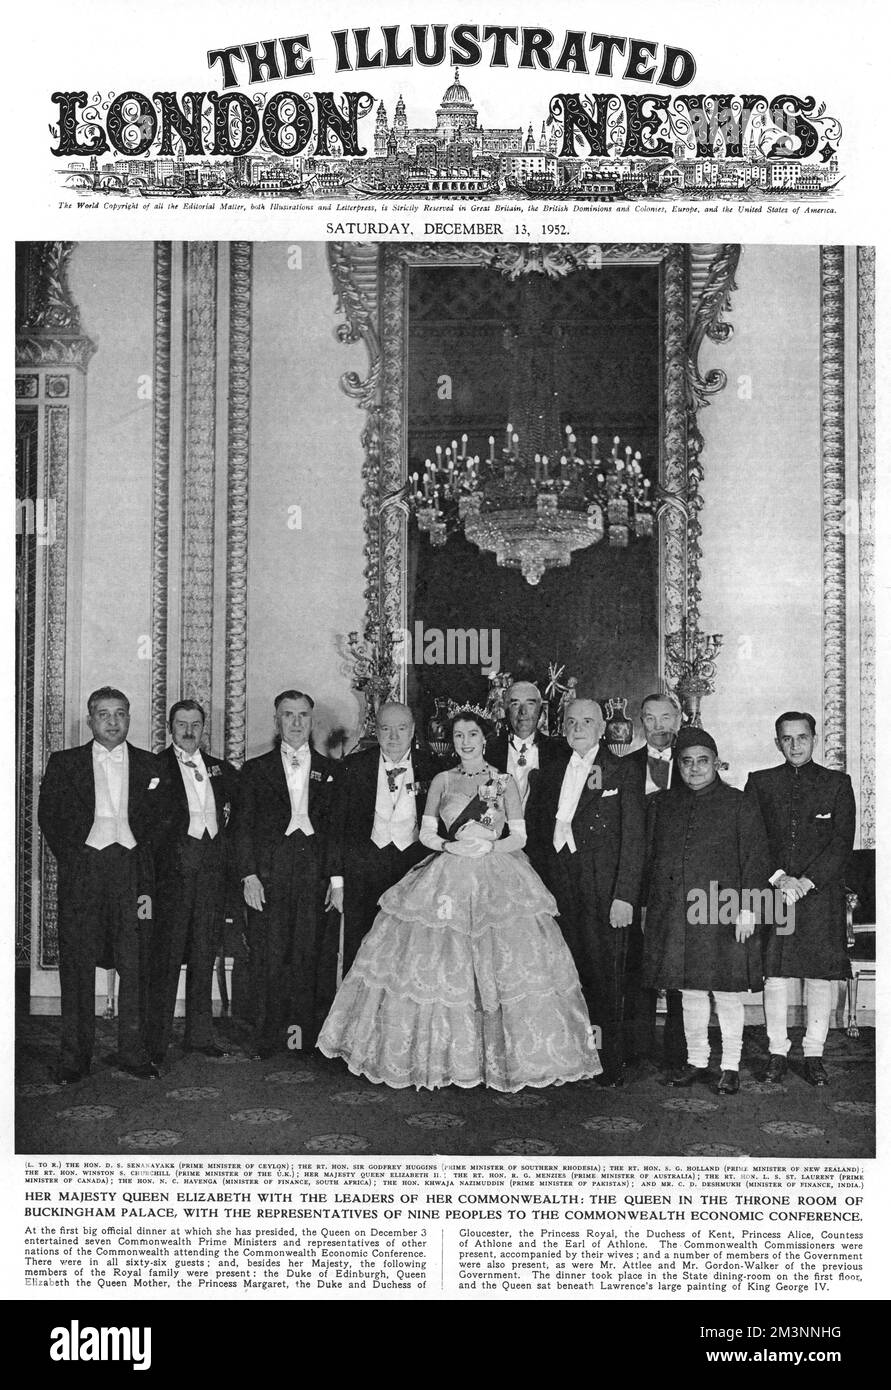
top-left (317, 779), bottom-right (601, 1091)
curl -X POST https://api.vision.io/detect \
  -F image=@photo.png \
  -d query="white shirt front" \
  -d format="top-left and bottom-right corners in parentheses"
top-left (371, 756), bottom-right (418, 851)
top-left (506, 736), bottom-right (539, 807)
top-left (282, 743), bottom-right (314, 836)
top-left (644, 742), bottom-right (673, 796)
top-left (174, 746), bottom-right (219, 839)
top-left (553, 749), bottom-right (598, 854)
top-left (86, 741), bottom-right (137, 850)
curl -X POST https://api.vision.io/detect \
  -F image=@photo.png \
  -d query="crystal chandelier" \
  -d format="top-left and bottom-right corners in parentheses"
top-left (407, 425), bottom-right (654, 585)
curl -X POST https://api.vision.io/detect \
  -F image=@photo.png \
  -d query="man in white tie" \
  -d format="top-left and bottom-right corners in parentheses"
top-left (147, 699), bottom-right (239, 1065)
top-left (326, 702), bottom-right (441, 976)
top-left (625, 691), bottom-right (686, 1070)
top-left (235, 691), bottom-right (340, 1058)
top-left (485, 680), bottom-right (569, 882)
top-left (38, 687), bottom-right (170, 1081)
top-left (532, 698), bottom-right (646, 1086)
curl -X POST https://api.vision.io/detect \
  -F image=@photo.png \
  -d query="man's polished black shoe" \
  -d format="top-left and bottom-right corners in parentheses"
top-left (717, 1069), bottom-right (740, 1095)
top-left (803, 1058), bottom-right (829, 1087)
top-left (669, 1063), bottom-right (710, 1087)
top-left (764, 1055), bottom-right (788, 1084)
top-left (596, 1068), bottom-right (625, 1089)
top-left (117, 1061), bottom-right (160, 1080)
top-left (189, 1044), bottom-right (230, 1058)
top-left (253, 1044), bottom-right (280, 1061)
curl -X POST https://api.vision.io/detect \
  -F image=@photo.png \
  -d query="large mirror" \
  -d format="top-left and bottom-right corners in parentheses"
top-left (329, 241), bottom-right (740, 731)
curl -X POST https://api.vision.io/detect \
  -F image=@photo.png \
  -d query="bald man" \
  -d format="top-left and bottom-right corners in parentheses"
top-left (485, 681), bottom-right (569, 882)
top-left (327, 703), bottom-right (442, 975)
top-left (531, 698), bottom-right (646, 1086)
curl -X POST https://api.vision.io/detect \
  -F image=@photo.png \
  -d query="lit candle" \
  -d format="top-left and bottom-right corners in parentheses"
top-left (534, 453), bottom-right (541, 483)
top-left (542, 454), bottom-right (549, 480)
top-left (511, 432), bottom-right (519, 460)
top-left (505, 422), bottom-right (512, 452)
top-left (488, 436), bottom-right (495, 463)
top-left (460, 433), bottom-right (468, 460)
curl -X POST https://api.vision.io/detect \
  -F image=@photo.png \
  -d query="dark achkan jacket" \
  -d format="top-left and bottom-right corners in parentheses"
top-left (643, 776), bottom-right (771, 993)
top-left (745, 760), bottom-right (855, 980)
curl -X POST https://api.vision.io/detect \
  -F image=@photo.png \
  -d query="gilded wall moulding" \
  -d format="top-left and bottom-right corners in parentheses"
top-left (15, 242), bottom-right (97, 373)
top-left (150, 242), bottom-right (172, 754)
top-left (180, 243), bottom-right (218, 747)
top-left (330, 241), bottom-right (740, 709)
top-left (40, 404), bottom-right (72, 967)
top-left (225, 242), bottom-right (253, 769)
top-left (820, 246), bottom-right (846, 773)
top-left (857, 247), bottom-right (875, 847)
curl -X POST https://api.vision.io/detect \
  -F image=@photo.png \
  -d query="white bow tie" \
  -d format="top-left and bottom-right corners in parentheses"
top-left (285, 746), bottom-right (310, 768)
top-left (96, 745), bottom-right (124, 764)
top-left (570, 751), bottom-right (593, 770)
top-left (648, 746), bottom-right (673, 762)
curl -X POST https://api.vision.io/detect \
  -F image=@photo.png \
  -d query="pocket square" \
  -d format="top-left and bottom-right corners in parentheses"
top-left (815, 812), bottom-right (832, 819)
top-left (148, 777), bottom-right (160, 790)
top-left (601, 787), bottom-right (618, 798)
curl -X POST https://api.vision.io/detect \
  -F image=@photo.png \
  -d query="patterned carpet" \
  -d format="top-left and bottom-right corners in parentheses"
top-left (16, 1012), bottom-right (875, 1158)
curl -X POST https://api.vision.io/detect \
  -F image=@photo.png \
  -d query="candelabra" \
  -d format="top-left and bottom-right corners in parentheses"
top-left (340, 624), bottom-right (398, 742)
top-left (406, 424), bottom-right (655, 586)
top-left (665, 625), bottom-right (723, 727)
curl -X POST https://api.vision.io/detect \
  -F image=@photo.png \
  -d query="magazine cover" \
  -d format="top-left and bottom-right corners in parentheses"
top-left (4, 0), bottom-right (887, 1362)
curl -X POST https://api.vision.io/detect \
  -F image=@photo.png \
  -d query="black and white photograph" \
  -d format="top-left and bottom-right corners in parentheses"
top-left (15, 237), bottom-right (875, 1160)
top-left (4, 0), bottom-right (888, 1334)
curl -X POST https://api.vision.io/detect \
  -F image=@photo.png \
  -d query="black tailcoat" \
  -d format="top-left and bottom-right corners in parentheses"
top-left (233, 744), bottom-right (339, 1050)
top-left (325, 744), bottom-right (440, 974)
top-left (532, 745), bottom-right (646, 1078)
top-left (37, 740), bottom-right (171, 1070)
top-left (147, 745), bottom-right (240, 1055)
top-left (485, 729), bottom-right (570, 881)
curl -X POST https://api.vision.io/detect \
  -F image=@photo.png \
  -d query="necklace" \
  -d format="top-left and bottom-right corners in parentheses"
top-left (457, 763), bottom-right (488, 779)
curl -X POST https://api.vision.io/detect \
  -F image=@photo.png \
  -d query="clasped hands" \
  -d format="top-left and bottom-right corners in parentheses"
top-left (776, 874), bottom-right (815, 905)
top-left (446, 821), bottom-right (497, 857)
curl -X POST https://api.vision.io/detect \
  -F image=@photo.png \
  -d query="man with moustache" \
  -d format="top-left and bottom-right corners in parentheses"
top-left (533, 698), bottom-right (646, 1086)
top-left (326, 702), bottom-right (440, 977)
top-left (486, 680), bottom-right (570, 882)
top-left (643, 728), bottom-right (771, 1095)
top-left (235, 691), bottom-right (340, 1058)
top-left (745, 712), bottom-right (856, 1087)
top-left (624, 691), bottom-right (686, 1070)
top-left (147, 699), bottom-right (239, 1066)
top-left (38, 687), bottom-right (170, 1082)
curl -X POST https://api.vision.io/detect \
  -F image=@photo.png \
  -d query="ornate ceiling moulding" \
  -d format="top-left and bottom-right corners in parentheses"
top-left (329, 241), bottom-right (739, 716)
top-left (16, 242), bottom-right (97, 372)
